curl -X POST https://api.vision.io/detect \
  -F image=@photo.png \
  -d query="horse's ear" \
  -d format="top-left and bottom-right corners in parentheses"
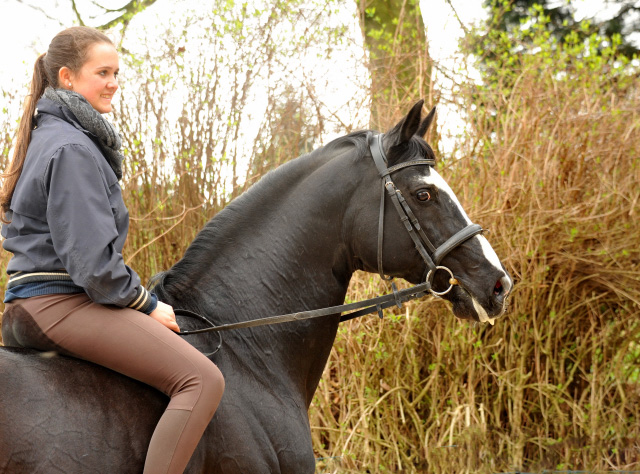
top-left (400, 100), bottom-right (424, 143)
top-left (388, 100), bottom-right (424, 147)
top-left (417, 106), bottom-right (436, 138)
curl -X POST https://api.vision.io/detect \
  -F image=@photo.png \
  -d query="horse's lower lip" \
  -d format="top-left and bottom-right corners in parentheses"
top-left (477, 313), bottom-right (496, 325)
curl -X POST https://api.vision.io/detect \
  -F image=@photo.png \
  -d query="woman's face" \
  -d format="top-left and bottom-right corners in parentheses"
top-left (68, 42), bottom-right (119, 114)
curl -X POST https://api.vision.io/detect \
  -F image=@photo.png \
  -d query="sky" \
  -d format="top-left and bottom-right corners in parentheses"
top-left (0, 0), bottom-right (483, 88)
top-left (0, 0), bottom-right (635, 149)
top-left (0, 0), bottom-right (488, 153)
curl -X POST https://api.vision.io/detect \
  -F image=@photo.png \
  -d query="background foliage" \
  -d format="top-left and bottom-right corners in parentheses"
top-left (480, 0), bottom-right (640, 59)
top-left (1, 1), bottom-right (640, 472)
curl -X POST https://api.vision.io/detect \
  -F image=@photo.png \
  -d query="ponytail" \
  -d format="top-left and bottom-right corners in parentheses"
top-left (0, 53), bottom-right (49, 223)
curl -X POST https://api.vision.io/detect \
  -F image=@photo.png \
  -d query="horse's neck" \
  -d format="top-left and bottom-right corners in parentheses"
top-left (167, 150), bottom-right (358, 326)
top-left (198, 229), bottom-right (350, 313)
top-left (164, 155), bottom-right (358, 405)
top-left (199, 205), bottom-right (352, 314)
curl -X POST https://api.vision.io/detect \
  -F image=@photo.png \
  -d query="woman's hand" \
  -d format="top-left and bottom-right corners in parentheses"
top-left (149, 301), bottom-right (180, 332)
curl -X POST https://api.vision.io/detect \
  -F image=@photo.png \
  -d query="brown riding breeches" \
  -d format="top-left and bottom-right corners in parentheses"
top-left (1, 293), bottom-right (225, 474)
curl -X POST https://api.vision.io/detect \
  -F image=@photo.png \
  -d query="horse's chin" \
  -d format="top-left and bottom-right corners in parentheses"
top-left (444, 286), bottom-right (504, 326)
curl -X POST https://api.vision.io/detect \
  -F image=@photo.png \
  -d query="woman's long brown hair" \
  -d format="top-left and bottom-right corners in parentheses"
top-left (0, 27), bottom-right (113, 223)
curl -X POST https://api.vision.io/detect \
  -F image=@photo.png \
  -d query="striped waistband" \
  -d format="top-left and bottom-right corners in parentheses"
top-left (7, 271), bottom-right (74, 289)
top-left (6, 271), bottom-right (155, 314)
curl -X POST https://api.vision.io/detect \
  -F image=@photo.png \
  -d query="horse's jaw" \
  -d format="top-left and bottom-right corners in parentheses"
top-left (441, 277), bottom-right (512, 325)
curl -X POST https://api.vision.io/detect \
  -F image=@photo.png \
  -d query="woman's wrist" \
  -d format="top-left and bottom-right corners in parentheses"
top-left (142, 293), bottom-right (158, 315)
top-left (127, 286), bottom-right (157, 314)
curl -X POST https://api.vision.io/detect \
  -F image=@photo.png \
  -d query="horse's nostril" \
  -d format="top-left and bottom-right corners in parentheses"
top-left (493, 279), bottom-right (503, 297)
top-left (493, 275), bottom-right (512, 304)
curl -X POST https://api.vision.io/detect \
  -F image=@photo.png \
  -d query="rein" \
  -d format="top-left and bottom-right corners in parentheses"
top-left (175, 132), bottom-right (484, 350)
top-left (175, 280), bottom-right (434, 336)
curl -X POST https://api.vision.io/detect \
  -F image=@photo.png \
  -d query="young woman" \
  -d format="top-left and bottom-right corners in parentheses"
top-left (0, 26), bottom-right (224, 473)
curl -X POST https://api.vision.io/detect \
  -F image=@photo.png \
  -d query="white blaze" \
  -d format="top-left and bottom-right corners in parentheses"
top-left (420, 168), bottom-right (505, 274)
top-left (421, 169), bottom-right (511, 324)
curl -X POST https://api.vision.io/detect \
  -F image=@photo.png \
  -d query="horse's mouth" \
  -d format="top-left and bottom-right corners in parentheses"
top-left (445, 285), bottom-right (508, 326)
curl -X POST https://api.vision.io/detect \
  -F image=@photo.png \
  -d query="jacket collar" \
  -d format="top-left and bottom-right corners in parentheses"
top-left (35, 97), bottom-right (97, 138)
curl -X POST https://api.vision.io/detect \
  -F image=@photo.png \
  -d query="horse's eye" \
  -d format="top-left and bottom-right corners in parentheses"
top-left (417, 190), bottom-right (431, 202)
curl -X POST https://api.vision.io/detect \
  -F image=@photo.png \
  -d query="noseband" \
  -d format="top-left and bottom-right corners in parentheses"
top-left (367, 132), bottom-right (483, 294)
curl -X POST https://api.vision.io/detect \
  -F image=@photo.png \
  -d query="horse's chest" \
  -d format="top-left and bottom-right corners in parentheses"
top-left (196, 395), bottom-right (316, 473)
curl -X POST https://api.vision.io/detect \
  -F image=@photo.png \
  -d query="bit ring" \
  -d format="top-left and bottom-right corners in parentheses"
top-left (426, 266), bottom-right (458, 296)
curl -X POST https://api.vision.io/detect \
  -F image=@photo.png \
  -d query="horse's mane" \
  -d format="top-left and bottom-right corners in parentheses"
top-left (150, 129), bottom-right (434, 302)
top-left (151, 131), bottom-right (366, 299)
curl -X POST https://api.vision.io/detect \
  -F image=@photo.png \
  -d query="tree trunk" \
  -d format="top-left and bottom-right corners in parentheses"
top-left (357, 0), bottom-right (433, 130)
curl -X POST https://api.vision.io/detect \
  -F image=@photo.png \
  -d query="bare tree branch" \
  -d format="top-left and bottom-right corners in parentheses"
top-left (69, 0), bottom-right (86, 26)
top-left (15, 0), bottom-right (66, 26)
top-left (97, 0), bottom-right (158, 30)
top-left (444, 0), bottom-right (469, 35)
top-left (89, 0), bottom-right (122, 13)
top-left (12, 0), bottom-right (156, 30)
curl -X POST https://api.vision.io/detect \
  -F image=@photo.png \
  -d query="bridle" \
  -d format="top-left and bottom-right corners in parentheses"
top-left (174, 132), bottom-right (486, 353)
top-left (367, 132), bottom-right (484, 295)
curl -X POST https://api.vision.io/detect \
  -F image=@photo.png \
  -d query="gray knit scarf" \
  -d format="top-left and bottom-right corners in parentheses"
top-left (43, 87), bottom-right (124, 180)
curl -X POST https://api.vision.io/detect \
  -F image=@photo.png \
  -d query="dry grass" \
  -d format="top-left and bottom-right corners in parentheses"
top-left (310, 31), bottom-right (640, 473)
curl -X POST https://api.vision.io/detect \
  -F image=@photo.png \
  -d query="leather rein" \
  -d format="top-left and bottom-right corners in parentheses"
top-left (175, 133), bottom-right (483, 352)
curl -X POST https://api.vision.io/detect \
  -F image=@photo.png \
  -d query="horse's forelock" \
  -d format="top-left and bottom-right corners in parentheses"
top-left (409, 135), bottom-right (436, 162)
top-left (385, 134), bottom-right (436, 168)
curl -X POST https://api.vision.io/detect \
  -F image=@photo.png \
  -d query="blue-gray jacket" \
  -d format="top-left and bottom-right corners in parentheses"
top-left (2, 97), bottom-right (155, 313)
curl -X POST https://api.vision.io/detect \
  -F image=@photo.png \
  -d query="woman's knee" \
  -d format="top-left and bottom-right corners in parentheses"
top-left (169, 358), bottom-right (224, 416)
top-left (199, 361), bottom-right (225, 410)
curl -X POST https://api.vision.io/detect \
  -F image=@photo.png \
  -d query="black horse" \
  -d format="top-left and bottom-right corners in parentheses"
top-left (0, 101), bottom-right (512, 473)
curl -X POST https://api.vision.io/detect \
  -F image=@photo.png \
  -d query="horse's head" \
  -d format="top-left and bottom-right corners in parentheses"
top-left (349, 100), bottom-right (512, 324)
